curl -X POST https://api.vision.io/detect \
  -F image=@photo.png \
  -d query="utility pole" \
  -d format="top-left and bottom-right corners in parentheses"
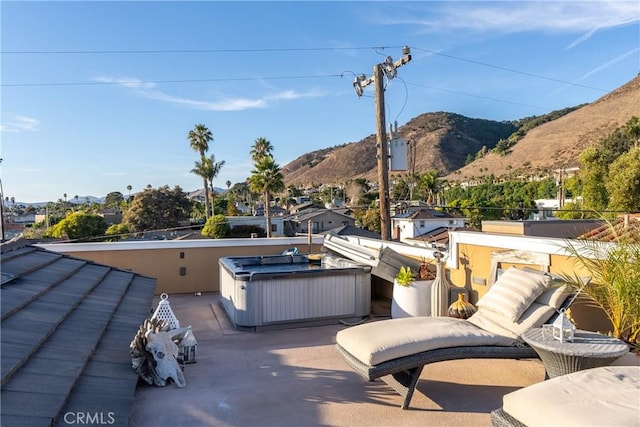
top-left (353, 46), bottom-right (412, 240)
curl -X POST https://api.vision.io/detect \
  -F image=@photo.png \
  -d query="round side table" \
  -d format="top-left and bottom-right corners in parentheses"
top-left (522, 328), bottom-right (629, 379)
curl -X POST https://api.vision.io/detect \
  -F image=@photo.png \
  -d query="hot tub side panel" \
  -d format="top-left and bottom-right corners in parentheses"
top-left (258, 273), bottom-right (370, 325)
top-left (219, 260), bottom-right (261, 326)
top-left (219, 256), bottom-right (371, 329)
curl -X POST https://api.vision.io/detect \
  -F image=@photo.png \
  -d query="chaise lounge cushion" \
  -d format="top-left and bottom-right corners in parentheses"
top-left (476, 267), bottom-right (551, 321)
top-left (501, 366), bottom-right (640, 427)
top-left (467, 302), bottom-right (556, 340)
top-left (335, 317), bottom-right (518, 366)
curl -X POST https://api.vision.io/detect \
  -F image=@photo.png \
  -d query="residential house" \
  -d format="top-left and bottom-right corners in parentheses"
top-left (226, 215), bottom-right (285, 237)
top-left (286, 208), bottom-right (356, 235)
top-left (391, 208), bottom-right (466, 242)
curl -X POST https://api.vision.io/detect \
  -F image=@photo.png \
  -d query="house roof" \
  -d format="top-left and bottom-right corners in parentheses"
top-left (392, 208), bottom-right (459, 220)
top-left (1, 239), bottom-right (156, 426)
top-left (318, 225), bottom-right (381, 240)
top-left (288, 208), bottom-right (354, 223)
top-left (404, 226), bottom-right (456, 246)
top-left (577, 215), bottom-right (640, 243)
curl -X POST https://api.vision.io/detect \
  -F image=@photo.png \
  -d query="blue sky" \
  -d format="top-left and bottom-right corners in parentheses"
top-left (2, 1), bottom-right (639, 203)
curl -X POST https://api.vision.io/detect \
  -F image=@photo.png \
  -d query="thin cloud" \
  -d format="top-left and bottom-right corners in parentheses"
top-left (376, 2), bottom-right (639, 36)
top-left (92, 75), bottom-right (156, 90)
top-left (265, 88), bottom-right (325, 101)
top-left (140, 90), bottom-right (267, 111)
top-left (577, 47), bottom-right (640, 81)
top-left (96, 73), bottom-right (324, 111)
top-left (0, 114), bottom-right (40, 133)
top-left (550, 47), bottom-right (640, 95)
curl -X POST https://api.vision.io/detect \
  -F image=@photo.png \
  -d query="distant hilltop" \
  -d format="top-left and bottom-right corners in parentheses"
top-left (281, 75), bottom-right (640, 187)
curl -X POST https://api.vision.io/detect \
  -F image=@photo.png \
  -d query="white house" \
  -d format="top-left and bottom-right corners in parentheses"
top-left (391, 208), bottom-right (466, 242)
top-left (226, 216), bottom-right (285, 237)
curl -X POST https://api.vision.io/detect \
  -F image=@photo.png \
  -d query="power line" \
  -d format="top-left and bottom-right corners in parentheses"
top-left (0, 74), bottom-right (344, 88)
top-left (2, 44), bottom-right (613, 93)
top-left (405, 81), bottom-right (552, 112)
top-left (409, 46), bottom-right (609, 93)
top-left (1, 46), bottom-right (406, 55)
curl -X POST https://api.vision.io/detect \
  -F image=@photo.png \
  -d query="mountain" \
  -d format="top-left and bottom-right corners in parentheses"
top-left (450, 75), bottom-right (640, 182)
top-left (282, 75), bottom-right (640, 187)
top-left (282, 113), bottom-right (517, 186)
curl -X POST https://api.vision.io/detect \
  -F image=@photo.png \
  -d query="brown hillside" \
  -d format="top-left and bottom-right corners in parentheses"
top-left (283, 112), bottom-right (516, 186)
top-left (449, 75), bottom-right (640, 182)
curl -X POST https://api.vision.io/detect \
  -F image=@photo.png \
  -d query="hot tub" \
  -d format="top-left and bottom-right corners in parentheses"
top-left (219, 254), bottom-right (371, 330)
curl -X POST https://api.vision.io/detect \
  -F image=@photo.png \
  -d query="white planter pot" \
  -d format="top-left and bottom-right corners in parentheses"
top-left (391, 279), bottom-right (433, 318)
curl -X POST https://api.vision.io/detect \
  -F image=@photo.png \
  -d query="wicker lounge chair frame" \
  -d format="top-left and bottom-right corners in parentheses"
top-left (490, 408), bottom-right (527, 427)
top-left (335, 343), bottom-right (538, 409)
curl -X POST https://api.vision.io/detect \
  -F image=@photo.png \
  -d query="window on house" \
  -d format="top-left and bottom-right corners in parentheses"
top-left (419, 220), bottom-right (425, 228)
top-left (271, 224), bottom-right (277, 232)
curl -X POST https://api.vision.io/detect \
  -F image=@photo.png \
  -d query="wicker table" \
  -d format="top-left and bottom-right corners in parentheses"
top-left (522, 328), bottom-right (628, 379)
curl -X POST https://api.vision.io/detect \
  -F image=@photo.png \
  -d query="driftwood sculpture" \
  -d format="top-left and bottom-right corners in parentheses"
top-left (130, 317), bottom-right (190, 387)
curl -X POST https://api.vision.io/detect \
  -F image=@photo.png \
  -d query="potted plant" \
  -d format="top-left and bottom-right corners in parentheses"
top-left (560, 221), bottom-right (640, 352)
top-left (391, 263), bottom-right (434, 318)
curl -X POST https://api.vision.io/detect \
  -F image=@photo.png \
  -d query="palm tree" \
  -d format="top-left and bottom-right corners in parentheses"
top-left (418, 170), bottom-right (441, 205)
top-left (188, 123), bottom-right (213, 157)
top-left (226, 180), bottom-right (231, 190)
top-left (248, 155), bottom-right (284, 238)
top-left (188, 124), bottom-right (214, 218)
top-left (126, 185), bottom-right (132, 203)
top-left (203, 155), bottom-right (225, 217)
top-left (250, 137), bottom-right (274, 162)
top-left (191, 159), bottom-right (211, 219)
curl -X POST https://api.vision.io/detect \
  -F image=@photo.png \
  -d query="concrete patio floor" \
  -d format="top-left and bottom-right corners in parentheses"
top-left (129, 292), bottom-right (548, 427)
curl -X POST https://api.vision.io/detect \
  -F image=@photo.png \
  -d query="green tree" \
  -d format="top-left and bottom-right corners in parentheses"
top-left (204, 154), bottom-right (225, 216)
top-left (606, 146), bottom-right (640, 213)
top-left (557, 201), bottom-right (588, 219)
top-left (357, 207), bottom-right (381, 234)
top-left (201, 214), bottom-right (230, 238)
top-left (248, 154), bottom-right (284, 238)
top-left (416, 170), bottom-right (440, 205)
top-left (226, 193), bottom-right (240, 216)
top-left (105, 191), bottom-right (124, 209)
top-left (228, 224), bottom-right (266, 238)
top-left (123, 185), bottom-right (191, 232)
top-left (192, 154), bottom-right (225, 218)
top-left (579, 146), bottom-right (610, 213)
top-left (578, 116), bottom-right (640, 215)
top-left (250, 137), bottom-right (274, 162)
top-left (391, 178), bottom-right (410, 200)
top-left (105, 223), bottom-right (130, 241)
top-left (45, 212), bottom-right (107, 240)
top-left (188, 123), bottom-right (214, 218)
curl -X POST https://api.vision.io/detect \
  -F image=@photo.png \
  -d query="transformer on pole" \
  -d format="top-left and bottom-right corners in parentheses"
top-left (353, 46), bottom-right (412, 241)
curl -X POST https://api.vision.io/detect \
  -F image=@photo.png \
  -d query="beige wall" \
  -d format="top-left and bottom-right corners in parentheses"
top-left (447, 231), bottom-right (612, 333)
top-left (39, 230), bottom-right (614, 334)
top-left (39, 238), bottom-right (323, 295)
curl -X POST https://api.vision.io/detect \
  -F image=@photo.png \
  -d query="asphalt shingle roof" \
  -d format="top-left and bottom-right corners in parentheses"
top-left (1, 240), bottom-right (156, 427)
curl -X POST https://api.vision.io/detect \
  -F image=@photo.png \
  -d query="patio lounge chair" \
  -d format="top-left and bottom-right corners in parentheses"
top-left (490, 365), bottom-right (639, 427)
top-left (335, 267), bottom-right (571, 409)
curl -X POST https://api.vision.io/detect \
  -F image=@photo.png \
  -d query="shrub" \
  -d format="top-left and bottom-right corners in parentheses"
top-left (228, 224), bottom-right (266, 238)
top-left (202, 215), bottom-right (230, 238)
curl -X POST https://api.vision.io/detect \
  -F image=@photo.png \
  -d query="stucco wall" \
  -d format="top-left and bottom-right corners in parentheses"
top-left (39, 237), bottom-right (323, 295)
top-left (447, 231), bottom-right (612, 334)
